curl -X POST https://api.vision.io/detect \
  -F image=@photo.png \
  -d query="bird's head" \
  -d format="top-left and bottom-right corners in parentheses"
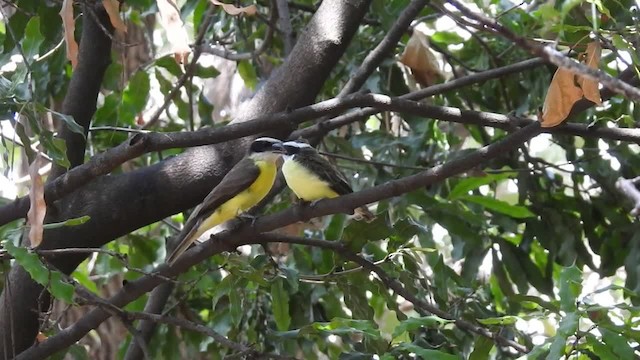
top-left (273, 139), bottom-right (316, 156)
top-left (249, 137), bottom-right (283, 161)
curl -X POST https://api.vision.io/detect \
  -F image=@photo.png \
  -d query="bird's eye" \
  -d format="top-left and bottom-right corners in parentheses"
top-left (284, 145), bottom-right (299, 154)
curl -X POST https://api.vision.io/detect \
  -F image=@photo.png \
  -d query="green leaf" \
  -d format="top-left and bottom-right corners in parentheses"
top-left (155, 56), bottom-right (184, 76)
top-left (558, 265), bottom-right (582, 312)
top-left (431, 31), bottom-right (465, 45)
top-left (42, 216), bottom-right (90, 230)
top-left (120, 70), bottom-right (150, 122)
top-left (460, 195), bottom-right (534, 218)
top-left (395, 343), bottom-right (460, 359)
top-left (477, 315), bottom-right (519, 325)
top-left (280, 265), bottom-right (299, 293)
top-left (72, 268), bottom-right (98, 294)
top-left (22, 17), bottom-right (44, 60)
top-left (44, 106), bottom-right (85, 139)
top-left (546, 312), bottom-right (578, 360)
top-left (2, 240), bottom-right (75, 303)
top-left (271, 278), bottom-right (291, 331)
top-left (469, 336), bottom-right (494, 360)
top-left (195, 64), bottom-right (220, 78)
top-left (448, 172), bottom-right (514, 199)
top-left (601, 328), bottom-right (634, 359)
top-left (237, 60), bottom-right (258, 90)
top-left (391, 316), bottom-right (453, 339)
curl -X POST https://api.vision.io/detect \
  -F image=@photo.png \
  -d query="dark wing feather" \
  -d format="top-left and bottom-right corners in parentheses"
top-left (166, 158), bottom-right (260, 264)
top-left (301, 152), bottom-right (353, 195)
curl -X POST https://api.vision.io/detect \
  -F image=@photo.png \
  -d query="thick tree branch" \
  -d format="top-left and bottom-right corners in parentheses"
top-left (16, 123), bottom-right (540, 359)
top-left (255, 233), bottom-right (528, 353)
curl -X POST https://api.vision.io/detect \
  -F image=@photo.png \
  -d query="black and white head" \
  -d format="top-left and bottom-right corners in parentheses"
top-left (277, 140), bottom-right (316, 160)
top-left (249, 137), bottom-right (283, 160)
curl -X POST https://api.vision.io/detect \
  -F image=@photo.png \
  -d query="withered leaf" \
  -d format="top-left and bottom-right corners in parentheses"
top-left (102, 0), bottom-right (127, 33)
top-left (578, 41), bottom-right (602, 105)
top-left (211, 0), bottom-right (257, 16)
top-left (399, 30), bottom-right (443, 87)
top-left (541, 68), bottom-right (583, 127)
top-left (59, 0), bottom-right (78, 68)
top-left (27, 156), bottom-right (46, 248)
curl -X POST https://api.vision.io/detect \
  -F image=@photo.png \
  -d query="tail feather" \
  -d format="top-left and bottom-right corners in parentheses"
top-left (166, 223), bottom-right (201, 265)
top-left (353, 206), bottom-right (376, 222)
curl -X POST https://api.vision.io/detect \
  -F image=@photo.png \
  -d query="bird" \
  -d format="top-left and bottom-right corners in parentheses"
top-left (274, 140), bottom-right (375, 222)
top-left (166, 137), bottom-right (283, 264)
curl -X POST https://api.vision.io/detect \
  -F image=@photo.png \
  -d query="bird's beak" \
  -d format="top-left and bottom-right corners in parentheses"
top-left (271, 142), bottom-right (285, 153)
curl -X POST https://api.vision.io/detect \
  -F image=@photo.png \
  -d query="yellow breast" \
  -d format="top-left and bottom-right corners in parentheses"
top-left (282, 158), bottom-right (338, 201)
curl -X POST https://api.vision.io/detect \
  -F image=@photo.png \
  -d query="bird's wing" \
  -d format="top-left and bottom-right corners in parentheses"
top-left (167, 158), bottom-right (260, 263)
top-left (305, 153), bottom-right (353, 195)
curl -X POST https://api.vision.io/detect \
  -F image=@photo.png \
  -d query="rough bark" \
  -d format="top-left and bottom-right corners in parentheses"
top-left (1, 0), bottom-right (372, 357)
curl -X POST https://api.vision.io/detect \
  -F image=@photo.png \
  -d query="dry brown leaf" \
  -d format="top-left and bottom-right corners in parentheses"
top-left (59, 0), bottom-right (78, 68)
top-left (210, 0), bottom-right (257, 16)
top-left (541, 68), bottom-right (583, 127)
top-left (36, 332), bottom-right (48, 343)
top-left (157, 0), bottom-right (191, 64)
top-left (102, 0), bottom-right (127, 33)
top-left (578, 41), bottom-right (602, 105)
top-left (27, 156), bottom-right (46, 248)
top-left (399, 30), bottom-right (443, 87)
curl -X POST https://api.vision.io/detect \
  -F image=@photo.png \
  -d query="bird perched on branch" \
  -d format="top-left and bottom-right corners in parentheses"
top-left (274, 140), bottom-right (375, 222)
top-left (166, 137), bottom-right (282, 264)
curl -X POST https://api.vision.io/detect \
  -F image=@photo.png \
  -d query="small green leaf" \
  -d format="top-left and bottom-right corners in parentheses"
top-left (280, 265), bottom-right (299, 293)
top-left (271, 278), bottom-right (290, 331)
top-left (392, 316), bottom-right (453, 339)
top-left (559, 265), bottom-right (582, 312)
top-left (469, 336), bottom-right (494, 360)
top-left (477, 315), bottom-right (519, 325)
top-left (546, 312), bottom-right (578, 360)
top-left (601, 328), bottom-right (634, 359)
top-left (195, 64), bottom-right (220, 78)
top-left (448, 172), bottom-right (514, 199)
top-left (431, 31), bottom-right (465, 44)
top-left (460, 195), bottom-right (534, 218)
top-left (42, 216), bottom-right (91, 230)
top-left (2, 240), bottom-right (74, 303)
top-left (237, 60), bottom-right (258, 90)
top-left (46, 107), bottom-right (85, 138)
top-left (22, 17), bottom-right (44, 60)
top-left (72, 269), bottom-right (98, 294)
top-left (395, 343), bottom-right (460, 359)
top-left (155, 56), bottom-right (184, 76)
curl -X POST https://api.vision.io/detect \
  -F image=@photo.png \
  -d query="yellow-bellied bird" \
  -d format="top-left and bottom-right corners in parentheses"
top-left (275, 140), bottom-right (375, 222)
top-left (166, 137), bottom-right (282, 264)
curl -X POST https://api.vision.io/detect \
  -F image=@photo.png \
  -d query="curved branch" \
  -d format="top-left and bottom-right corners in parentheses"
top-left (15, 123), bottom-right (540, 359)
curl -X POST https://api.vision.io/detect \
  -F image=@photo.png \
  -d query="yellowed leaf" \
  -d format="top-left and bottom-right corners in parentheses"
top-left (36, 332), bottom-right (48, 343)
top-left (577, 41), bottom-right (602, 105)
top-left (59, 0), bottom-right (78, 68)
top-left (157, 0), bottom-right (191, 64)
top-left (210, 0), bottom-right (257, 16)
top-left (399, 30), bottom-right (443, 87)
top-left (27, 156), bottom-right (46, 248)
top-left (541, 68), bottom-right (583, 127)
top-left (102, 0), bottom-right (127, 33)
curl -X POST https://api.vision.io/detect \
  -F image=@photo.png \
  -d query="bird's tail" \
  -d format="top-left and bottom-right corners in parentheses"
top-left (353, 206), bottom-right (376, 222)
top-left (165, 224), bottom-right (200, 265)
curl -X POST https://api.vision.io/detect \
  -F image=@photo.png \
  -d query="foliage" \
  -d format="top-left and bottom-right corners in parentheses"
top-left (0, 0), bottom-right (640, 358)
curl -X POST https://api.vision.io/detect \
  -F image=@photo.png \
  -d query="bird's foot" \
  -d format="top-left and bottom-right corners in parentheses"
top-left (237, 213), bottom-right (258, 227)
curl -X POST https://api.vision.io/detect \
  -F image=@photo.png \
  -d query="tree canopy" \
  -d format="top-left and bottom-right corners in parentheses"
top-left (1, 0), bottom-right (640, 359)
